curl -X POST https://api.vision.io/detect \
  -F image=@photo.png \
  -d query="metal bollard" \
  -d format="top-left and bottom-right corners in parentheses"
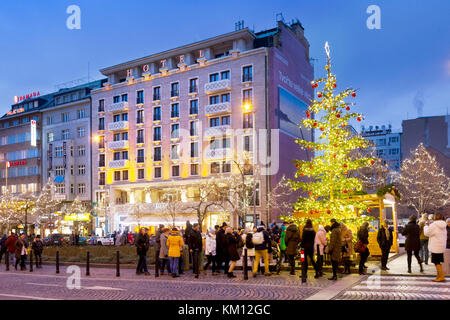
top-left (116, 250), bottom-right (120, 277)
top-left (29, 251), bottom-right (33, 272)
top-left (5, 251), bottom-right (9, 271)
top-left (243, 248), bottom-right (248, 280)
top-left (86, 251), bottom-right (90, 276)
top-left (56, 250), bottom-right (60, 274)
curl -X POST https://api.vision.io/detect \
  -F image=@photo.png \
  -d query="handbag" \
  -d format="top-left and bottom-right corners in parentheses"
top-left (354, 240), bottom-right (366, 253)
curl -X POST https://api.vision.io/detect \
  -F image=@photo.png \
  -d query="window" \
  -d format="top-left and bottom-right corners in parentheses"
top-left (221, 70), bottom-right (230, 80)
top-left (121, 113), bottom-right (128, 121)
top-left (114, 152), bottom-right (121, 160)
top-left (55, 166), bottom-right (65, 176)
top-left (243, 66), bottom-right (253, 82)
top-left (209, 95), bottom-right (219, 105)
top-left (244, 135), bottom-right (252, 152)
top-left (190, 121), bottom-right (198, 136)
top-left (47, 132), bottom-right (54, 143)
top-left (222, 162), bottom-right (231, 173)
top-left (70, 165), bottom-right (74, 175)
top-left (221, 93), bottom-right (230, 102)
top-left (138, 169), bottom-right (145, 180)
top-left (136, 110), bottom-right (144, 124)
top-left (190, 100), bottom-right (198, 115)
top-left (210, 117), bottom-right (220, 127)
top-left (113, 96), bottom-right (120, 103)
top-left (211, 162), bottom-right (220, 174)
top-left (172, 165), bottom-right (180, 177)
top-left (98, 136), bottom-right (105, 149)
top-left (98, 118), bottom-right (105, 130)
top-left (171, 83), bottom-right (179, 97)
top-left (77, 127), bottom-right (85, 138)
top-left (171, 145), bottom-right (179, 160)
top-left (70, 184), bottom-right (74, 194)
top-left (62, 129), bottom-right (70, 140)
top-left (114, 171), bottom-right (121, 181)
top-left (222, 137), bottom-right (230, 148)
top-left (243, 113), bottom-right (253, 128)
top-left (47, 116), bottom-right (54, 125)
top-left (99, 154), bottom-right (105, 167)
top-left (122, 151), bottom-right (129, 160)
top-left (390, 148), bottom-right (399, 155)
top-left (190, 142), bottom-right (198, 158)
top-left (136, 90), bottom-right (144, 104)
top-left (189, 78), bottom-right (198, 93)
top-left (122, 170), bottom-right (129, 181)
top-left (154, 147), bottom-right (161, 161)
top-left (153, 107), bottom-right (161, 121)
top-left (62, 113), bottom-right (70, 122)
top-left (243, 89), bottom-right (253, 105)
top-left (171, 103), bottom-right (179, 118)
top-left (77, 184), bottom-right (86, 194)
top-left (137, 149), bottom-right (145, 163)
top-left (190, 164), bottom-right (199, 176)
top-left (154, 167), bottom-right (162, 178)
top-left (77, 109), bottom-right (86, 119)
top-left (210, 139), bottom-right (220, 150)
top-left (209, 73), bottom-right (219, 82)
top-left (56, 183), bottom-right (65, 194)
top-left (389, 137), bottom-right (399, 144)
top-left (137, 129), bottom-right (144, 144)
top-left (113, 133), bottom-right (121, 142)
top-left (99, 172), bottom-right (105, 185)
top-left (221, 116), bottom-right (231, 126)
top-left (171, 124), bottom-right (179, 139)
top-left (113, 114), bottom-right (121, 122)
top-left (78, 165), bottom-right (86, 175)
top-left (77, 145), bottom-right (86, 156)
top-left (98, 99), bottom-right (105, 112)
top-left (121, 94), bottom-right (128, 102)
top-left (153, 87), bottom-right (161, 100)
top-left (55, 147), bottom-right (63, 158)
top-left (153, 127), bottom-right (161, 141)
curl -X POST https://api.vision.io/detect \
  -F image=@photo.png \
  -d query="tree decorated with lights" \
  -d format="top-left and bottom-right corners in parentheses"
top-left (286, 42), bottom-right (376, 228)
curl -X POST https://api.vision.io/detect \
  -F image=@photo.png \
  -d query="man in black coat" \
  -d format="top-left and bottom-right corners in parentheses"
top-left (155, 224), bottom-right (164, 272)
top-left (300, 220), bottom-right (319, 282)
top-left (377, 221), bottom-right (393, 270)
top-left (189, 223), bottom-right (203, 278)
top-left (31, 235), bottom-right (44, 268)
top-left (216, 223), bottom-right (229, 274)
top-left (135, 228), bottom-right (150, 275)
top-left (402, 216), bottom-right (423, 273)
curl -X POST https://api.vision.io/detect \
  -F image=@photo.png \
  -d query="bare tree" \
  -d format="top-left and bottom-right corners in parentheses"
top-left (33, 178), bottom-right (63, 234)
top-left (267, 175), bottom-right (297, 218)
top-left (397, 143), bottom-right (450, 216)
top-left (130, 202), bottom-right (146, 230)
top-left (12, 192), bottom-right (37, 234)
top-left (159, 192), bottom-right (186, 227)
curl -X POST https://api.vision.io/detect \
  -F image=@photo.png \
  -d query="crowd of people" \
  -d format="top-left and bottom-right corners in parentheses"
top-left (0, 233), bottom-right (44, 270)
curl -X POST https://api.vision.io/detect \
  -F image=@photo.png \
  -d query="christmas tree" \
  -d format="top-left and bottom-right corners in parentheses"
top-left (287, 42), bottom-right (376, 229)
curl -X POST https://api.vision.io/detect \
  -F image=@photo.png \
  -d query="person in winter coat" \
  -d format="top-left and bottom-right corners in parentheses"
top-left (377, 221), bottom-right (393, 270)
top-left (340, 224), bottom-right (353, 275)
top-left (301, 219), bottom-right (320, 281)
top-left (447, 218), bottom-right (450, 249)
top-left (5, 232), bottom-right (18, 267)
top-left (31, 235), bottom-right (44, 268)
top-left (285, 222), bottom-right (301, 275)
top-left (252, 225), bottom-right (272, 277)
top-left (0, 234), bottom-right (7, 264)
top-left (203, 228), bottom-right (217, 275)
top-left (243, 228), bottom-right (256, 269)
top-left (424, 213), bottom-right (447, 282)
top-left (155, 224), bottom-right (164, 270)
top-left (128, 232), bottom-right (134, 245)
top-left (357, 222), bottom-right (370, 275)
top-left (279, 224), bottom-right (287, 263)
top-left (159, 228), bottom-right (171, 275)
top-left (225, 227), bottom-right (240, 278)
top-left (314, 225), bottom-right (329, 277)
top-left (419, 214), bottom-right (430, 265)
top-left (326, 219), bottom-right (342, 280)
top-left (402, 215), bottom-right (423, 273)
top-left (15, 233), bottom-right (28, 271)
top-left (167, 228), bottom-right (184, 278)
top-left (216, 223), bottom-right (229, 274)
top-left (188, 223), bottom-right (203, 278)
top-left (135, 228), bottom-right (150, 275)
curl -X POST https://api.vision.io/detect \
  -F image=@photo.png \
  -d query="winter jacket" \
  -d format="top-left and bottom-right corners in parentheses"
top-left (285, 224), bottom-right (300, 255)
top-left (301, 226), bottom-right (316, 253)
top-left (226, 233), bottom-right (240, 261)
top-left (31, 240), bottom-right (44, 254)
top-left (280, 226), bottom-right (287, 251)
top-left (419, 221), bottom-right (429, 240)
top-left (167, 231), bottom-right (184, 258)
top-left (128, 233), bottom-right (134, 244)
top-left (135, 233), bottom-right (149, 256)
top-left (5, 235), bottom-right (17, 253)
top-left (205, 233), bottom-right (216, 256)
top-left (402, 221), bottom-right (420, 251)
top-left (243, 233), bottom-right (255, 257)
top-left (216, 228), bottom-right (228, 256)
top-left (424, 220), bottom-right (447, 254)
top-left (15, 238), bottom-right (28, 259)
top-left (377, 226), bottom-right (393, 250)
top-left (341, 226), bottom-right (354, 258)
top-left (0, 235), bottom-right (7, 252)
top-left (159, 233), bottom-right (169, 259)
top-left (327, 222), bottom-right (342, 262)
top-left (188, 229), bottom-right (203, 251)
top-left (155, 229), bottom-right (163, 251)
top-left (314, 225), bottom-right (328, 255)
top-left (254, 227), bottom-right (271, 251)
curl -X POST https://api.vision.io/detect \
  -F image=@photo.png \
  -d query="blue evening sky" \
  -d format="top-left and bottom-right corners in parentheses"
top-left (0, 0), bottom-right (449, 131)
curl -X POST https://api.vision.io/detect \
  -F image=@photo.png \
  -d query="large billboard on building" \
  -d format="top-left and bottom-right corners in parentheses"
top-left (277, 86), bottom-right (310, 140)
top-left (30, 120), bottom-right (37, 147)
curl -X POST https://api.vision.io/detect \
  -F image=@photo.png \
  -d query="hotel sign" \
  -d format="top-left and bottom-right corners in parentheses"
top-left (7, 108), bottom-right (25, 116)
top-left (7, 160), bottom-right (27, 167)
top-left (14, 91), bottom-right (40, 103)
top-left (30, 120), bottom-right (37, 147)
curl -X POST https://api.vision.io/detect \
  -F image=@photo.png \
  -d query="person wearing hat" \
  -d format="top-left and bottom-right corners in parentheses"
top-left (135, 227), bottom-right (150, 275)
top-left (31, 235), bottom-right (44, 268)
top-left (216, 222), bottom-right (229, 274)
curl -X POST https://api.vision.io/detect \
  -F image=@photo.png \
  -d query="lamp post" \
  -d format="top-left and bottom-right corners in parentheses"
top-left (243, 103), bottom-right (257, 227)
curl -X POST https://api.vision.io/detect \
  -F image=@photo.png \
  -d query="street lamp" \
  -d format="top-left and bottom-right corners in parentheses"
top-left (242, 103), bottom-right (257, 227)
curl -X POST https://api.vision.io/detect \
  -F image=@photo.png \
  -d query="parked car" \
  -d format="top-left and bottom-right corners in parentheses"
top-left (397, 225), bottom-right (406, 247)
top-left (95, 234), bottom-right (115, 246)
top-left (87, 236), bottom-right (99, 245)
top-left (44, 234), bottom-right (65, 246)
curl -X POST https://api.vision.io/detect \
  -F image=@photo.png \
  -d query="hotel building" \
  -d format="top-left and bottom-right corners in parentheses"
top-left (91, 20), bottom-right (314, 232)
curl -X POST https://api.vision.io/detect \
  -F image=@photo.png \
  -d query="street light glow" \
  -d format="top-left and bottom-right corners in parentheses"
top-left (243, 103), bottom-right (252, 112)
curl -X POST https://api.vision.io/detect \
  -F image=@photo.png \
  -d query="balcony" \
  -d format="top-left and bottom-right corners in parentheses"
top-left (106, 101), bottom-right (129, 113)
top-left (205, 102), bottom-right (231, 116)
top-left (109, 160), bottom-right (129, 169)
top-left (204, 79), bottom-right (231, 94)
top-left (204, 125), bottom-right (231, 137)
top-left (108, 121), bottom-right (129, 131)
top-left (205, 148), bottom-right (232, 160)
top-left (108, 140), bottom-right (129, 150)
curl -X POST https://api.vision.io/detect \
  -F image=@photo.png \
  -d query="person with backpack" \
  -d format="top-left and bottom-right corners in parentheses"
top-left (252, 225), bottom-right (272, 277)
top-left (301, 219), bottom-right (320, 282)
top-left (243, 228), bottom-right (256, 269)
top-left (285, 222), bottom-right (300, 275)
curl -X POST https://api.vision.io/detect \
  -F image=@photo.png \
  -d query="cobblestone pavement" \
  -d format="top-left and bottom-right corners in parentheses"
top-left (0, 264), bottom-right (331, 300)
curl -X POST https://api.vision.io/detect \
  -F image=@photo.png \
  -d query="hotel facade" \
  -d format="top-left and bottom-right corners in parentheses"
top-left (92, 20), bottom-right (314, 232)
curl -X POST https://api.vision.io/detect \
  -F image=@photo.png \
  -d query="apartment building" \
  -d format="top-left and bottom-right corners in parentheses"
top-left (91, 20), bottom-right (314, 232)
